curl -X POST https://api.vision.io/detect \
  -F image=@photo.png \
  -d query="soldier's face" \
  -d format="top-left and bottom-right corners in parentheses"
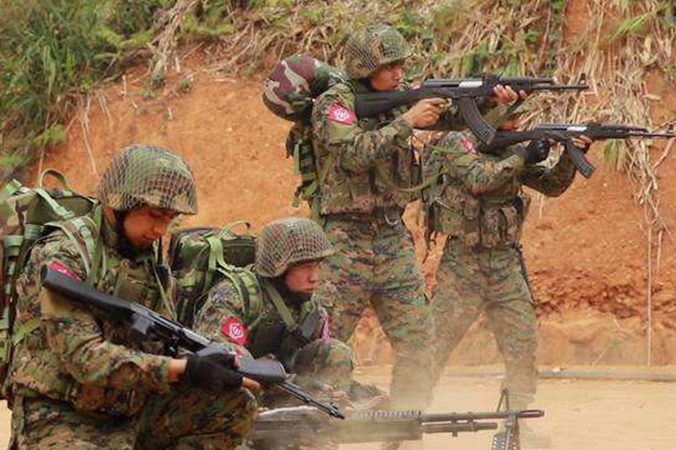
top-left (369, 61), bottom-right (405, 91)
top-left (123, 206), bottom-right (178, 249)
top-left (284, 260), bottom-right (321, 295)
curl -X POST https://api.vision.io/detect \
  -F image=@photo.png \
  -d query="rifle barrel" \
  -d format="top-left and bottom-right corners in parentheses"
top-left (422, 422), bottom-right (497, 434)
top-left (424, 409), bottom-right (544, 421)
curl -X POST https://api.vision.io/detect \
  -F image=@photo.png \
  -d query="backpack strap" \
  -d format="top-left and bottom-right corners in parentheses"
top-left (37, 169), bottom-right (73, 190)
top-left (46, 207), bottom-right (101, 277)
top-left (204, 235), bottom-right (226, 293)
top-left (261, 279), bottom-right (298, 332)
top-left (0, 180), bottom-right (23, 219)
top-left (215, 267), bottom-right (260, 323)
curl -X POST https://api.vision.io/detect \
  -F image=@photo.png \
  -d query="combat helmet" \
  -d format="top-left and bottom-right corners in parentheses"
top-left (97, 144), bottom-right (198, 215)
top-left (263, 54), bottom-right (346, 121)
top-left (255, 217), bottom-right (334, 278)
top-left (344, 23), bottom-right (411, 79)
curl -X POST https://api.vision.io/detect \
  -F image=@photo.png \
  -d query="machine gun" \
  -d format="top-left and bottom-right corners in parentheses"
top-left (40, 267), bottom-right (344, 419)
top-left (479, 122), bottom-right (676, 178)
top-left (251, 391), bottom-right (544, 450)
top-left (354, 74), bottom-right (588, 143)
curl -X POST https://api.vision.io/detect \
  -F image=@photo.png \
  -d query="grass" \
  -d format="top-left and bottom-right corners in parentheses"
top-left (0, 0), bottom-right (232, 179)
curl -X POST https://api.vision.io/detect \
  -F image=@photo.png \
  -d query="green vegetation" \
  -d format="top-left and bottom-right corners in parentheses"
top-left (0, 0), bottom-right (164, 175)
top-left (0, 0), bottom-right (233, 177)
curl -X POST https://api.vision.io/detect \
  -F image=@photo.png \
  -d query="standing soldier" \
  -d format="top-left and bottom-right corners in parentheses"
top-left (192, 217), bottom-right (359, 397)
top-left (8, 144), bottom-right (258, 449)
top-left (310, 22), bottom-right (521, 421)
top-left (427, 123), bottom-right (593, 447)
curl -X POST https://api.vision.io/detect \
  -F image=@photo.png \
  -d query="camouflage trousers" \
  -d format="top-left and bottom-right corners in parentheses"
top-left (432, 238), bottom-right (537, 409)
top-left (292, 338), bottom-right (354, 391)
top-left (10, 383), bottom-right (257, 449)
top-left (313, 213), bottom-right (435, 410)
top-left (262, 338), bottom-right (355, 409)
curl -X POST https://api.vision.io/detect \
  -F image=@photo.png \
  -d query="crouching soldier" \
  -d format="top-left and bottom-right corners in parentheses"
top-left (193, 217), bottom-right (358, 398)
top-left (8, 144), bottom-right (258, 449)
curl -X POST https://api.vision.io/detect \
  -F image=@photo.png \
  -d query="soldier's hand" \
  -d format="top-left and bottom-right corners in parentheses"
top-left (517, 139), bottom-right (551, 164)
top-left (184, 347), bottom-right (261, 391)
top-left (242, 377), bottom-right (262, 390)
top-left (572, 135), bottom-right (593, 153)
top-left (402, 98), bottom-right (446, 128)
top-left (492, 85), bottom-right (528, 105)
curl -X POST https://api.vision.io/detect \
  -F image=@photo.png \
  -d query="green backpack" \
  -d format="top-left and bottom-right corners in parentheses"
top-left (168, 224), bottom-right (259, 327)
top-left (0, 169), bottom-right (96, 398)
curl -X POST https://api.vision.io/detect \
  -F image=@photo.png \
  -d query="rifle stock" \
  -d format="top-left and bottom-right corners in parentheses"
top-left (40, 268), bottom-right (345, 419)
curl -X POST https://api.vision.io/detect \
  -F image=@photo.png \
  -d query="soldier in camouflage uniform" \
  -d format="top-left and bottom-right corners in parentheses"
top-left (427, 124), bottom-right (593, 447)
top-left (8, 144), bottom-right (258, 449)
top-left (310, 23), bottom-right (522, 414)
top-left (193, 217), bottom-right (357, 398)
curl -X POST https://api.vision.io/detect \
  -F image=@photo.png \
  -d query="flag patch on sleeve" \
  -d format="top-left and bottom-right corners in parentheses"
top-left (221, 317), bottom-right (248, 346)
top-left (327, 104), bottom-right (356, 125)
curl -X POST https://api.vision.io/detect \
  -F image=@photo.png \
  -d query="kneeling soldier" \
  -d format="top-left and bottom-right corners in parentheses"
top-left (8, 144), bottom-right (258, 449)
top-left (193, 217), bottom-right (356, 397)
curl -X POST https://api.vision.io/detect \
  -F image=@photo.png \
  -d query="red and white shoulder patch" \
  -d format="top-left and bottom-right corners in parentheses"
top-left (221, 316), bottom-right (248, 346)
top-left (327, 104), bottom-right (356, 125)
top-left (48, 261), bottom-right (80, 280)
top-left (461, 138), bottom-right (477, 154)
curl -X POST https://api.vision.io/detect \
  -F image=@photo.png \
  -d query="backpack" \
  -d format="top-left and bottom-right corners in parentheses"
top-left (0, 169), bottom-right (96, 398)
top-left (262, 55), bottom-right (346, 217)
top-left (168, 224), bottom-right (259, 327)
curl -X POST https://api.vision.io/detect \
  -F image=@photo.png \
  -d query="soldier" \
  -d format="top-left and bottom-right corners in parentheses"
top-left (193, 217), bottom-right (358, 398)
top-left (309, 22), bottom-right (522, 418)
top-left (8, 144), bottom-right (258, 449)
top-left (427, 120), bottom-right (593, 447)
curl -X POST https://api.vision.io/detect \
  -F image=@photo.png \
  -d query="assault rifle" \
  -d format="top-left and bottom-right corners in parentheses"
top-left (479, 122), bottom-right (676, 178)
top-left (354, 74), bottom-right (588, 143)
top-left (40, 268), bottom-right (344, 419)
top-left (251, 398), bottom-right (544, 450)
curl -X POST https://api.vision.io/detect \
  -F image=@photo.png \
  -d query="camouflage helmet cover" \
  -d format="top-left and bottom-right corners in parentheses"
top-left (255, 217), bottom-right (334, 278)
top-left (344, 23), bottom-right (411, 79)
top-left (97, 144), bottom-right (198, 215)
top-left (263, 54), bottom-right (347, 121)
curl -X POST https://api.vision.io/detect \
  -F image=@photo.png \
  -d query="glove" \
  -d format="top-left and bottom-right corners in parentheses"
top-left (516, 139), bottom-right (551, 165)
top-left (184, 344), bottom-right (243, 391)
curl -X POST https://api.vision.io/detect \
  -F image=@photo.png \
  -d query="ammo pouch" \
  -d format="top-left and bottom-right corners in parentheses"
top-left (477, 193), bottom-right (530, 248)
top-left (248, 306), bottom-right (321, 368)
top-left (64, 383), bottom-right (146, 417)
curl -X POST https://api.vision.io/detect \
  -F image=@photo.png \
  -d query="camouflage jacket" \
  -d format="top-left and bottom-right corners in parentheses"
top-left (193, 274), bottom-right (328, 370)
top-left (425, 131), bottom-right (577, 248)
top-left (311, 79), bottom-right (466, 215)
top-left (10, 207), bottom-right (174, 416)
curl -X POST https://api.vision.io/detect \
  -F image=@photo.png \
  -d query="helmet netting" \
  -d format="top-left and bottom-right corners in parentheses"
top-left (255, 217), bottom-right (334, 277)
top-left (345, 24), bottom-right (411, 79)
top-left (97, 144), bottom-right (198, 215)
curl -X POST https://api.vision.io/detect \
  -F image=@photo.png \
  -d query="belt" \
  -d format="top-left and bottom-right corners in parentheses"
top-left (328, 207), bottom-right (403, 226)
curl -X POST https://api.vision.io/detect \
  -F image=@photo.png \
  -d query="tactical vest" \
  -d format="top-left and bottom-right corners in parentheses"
top-left (314, 80), bottom-right (421, 216)
top-left (426, 143), bottom-right (530, 249)
top-left (209, 270), bottom-right (324, 369)
top-left (10, 208), bottom-right (173, 416)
